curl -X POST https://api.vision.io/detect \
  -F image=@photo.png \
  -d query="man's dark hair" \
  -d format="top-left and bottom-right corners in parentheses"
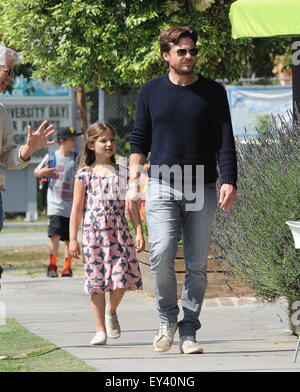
top-left (159, 26), bottom-right (198, 55)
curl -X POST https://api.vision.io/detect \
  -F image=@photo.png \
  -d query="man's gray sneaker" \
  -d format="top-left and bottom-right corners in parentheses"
top-left (153, 322), bottom-right (178, 352)
top-left (179, 336), bottom-right (204, 354)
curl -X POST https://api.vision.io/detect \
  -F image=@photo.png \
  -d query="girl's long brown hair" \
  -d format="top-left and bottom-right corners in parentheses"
top-left (77, 122), bottom-right (117, 171)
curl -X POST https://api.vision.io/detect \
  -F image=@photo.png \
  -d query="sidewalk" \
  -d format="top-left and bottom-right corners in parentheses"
top-left (0, 231), bottom-right (48, 247)
top-left (1, 273), bottom-right (299, 372)
top-left (0, 222), bottom-right (48, 247)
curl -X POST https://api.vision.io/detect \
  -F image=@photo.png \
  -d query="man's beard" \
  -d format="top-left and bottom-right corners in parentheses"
top-left (170, 63), bottom-right (195, 75)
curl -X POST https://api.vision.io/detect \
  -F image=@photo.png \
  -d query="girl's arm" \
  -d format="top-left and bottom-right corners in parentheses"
top-left (69, 178), bottom-right (85, 259)
top-left (127, 200), bottom-right (145, 253)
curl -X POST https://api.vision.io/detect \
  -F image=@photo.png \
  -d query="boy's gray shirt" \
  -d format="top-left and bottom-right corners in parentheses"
top-left (37, 150), bottom-right (76, 218)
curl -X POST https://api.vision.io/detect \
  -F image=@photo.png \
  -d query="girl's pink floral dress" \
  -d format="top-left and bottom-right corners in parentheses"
top-left (76, 164), bottom-right (143, 294)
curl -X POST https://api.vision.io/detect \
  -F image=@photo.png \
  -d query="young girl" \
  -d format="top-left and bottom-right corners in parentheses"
top-left (69, 122), bottom-right (144, 345)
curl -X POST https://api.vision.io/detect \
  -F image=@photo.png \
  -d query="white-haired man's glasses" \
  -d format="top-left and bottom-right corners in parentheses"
top-left (0, 67), bottom-right (14, 78)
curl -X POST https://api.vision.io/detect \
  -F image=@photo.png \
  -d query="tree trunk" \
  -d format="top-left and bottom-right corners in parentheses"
top-left (76, 84), bottom-right (88, 133)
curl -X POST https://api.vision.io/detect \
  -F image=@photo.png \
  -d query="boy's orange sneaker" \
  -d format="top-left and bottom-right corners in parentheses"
top-left (47, 264), bottom-right (58, 278)
top-left (61, 267), bottom-right (73, 277)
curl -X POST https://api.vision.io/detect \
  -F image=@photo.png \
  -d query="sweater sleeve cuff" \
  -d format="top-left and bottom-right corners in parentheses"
top-left (220, 176), bottom-right (237, 189)
top-left (130, 145), bottom-right (148, 157)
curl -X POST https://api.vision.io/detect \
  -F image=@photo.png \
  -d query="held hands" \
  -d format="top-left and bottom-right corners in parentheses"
top-left (125, 181), bottom-right (145, 253)
top-left (125, 184), bottom-right (141, 202)
top-left (20, 120), bottom-right (56, 161)
top-left (69, 240), bottom-right (81, 259)
top-left (219, 184), bottom-right (237, 211)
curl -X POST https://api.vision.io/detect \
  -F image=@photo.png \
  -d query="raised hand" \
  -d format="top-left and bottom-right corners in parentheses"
top-left (20, 120), bottom-right (56, 161)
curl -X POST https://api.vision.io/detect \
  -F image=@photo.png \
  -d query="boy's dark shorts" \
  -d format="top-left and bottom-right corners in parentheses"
top-left (48, 215), bottom-right (70, 242)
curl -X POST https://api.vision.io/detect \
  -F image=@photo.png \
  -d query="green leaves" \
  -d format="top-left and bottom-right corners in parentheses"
top-left (192, 0), bottom-right (216, 12)
top-left (0, 0), bottom-right (290, 92)
top-left (212, 121), bottom-right (300, 301)
top-left (125, 10), bottom-right (158, 28)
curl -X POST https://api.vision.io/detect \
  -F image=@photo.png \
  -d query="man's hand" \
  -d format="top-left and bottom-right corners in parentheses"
top-left (219, 184), bottom-right (237, 211)
top-left (20, 120), bottom-right (56, 161)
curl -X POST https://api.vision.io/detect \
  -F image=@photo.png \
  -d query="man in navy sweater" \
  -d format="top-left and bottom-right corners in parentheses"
top-left (128, 26), bottom-right (237, 354)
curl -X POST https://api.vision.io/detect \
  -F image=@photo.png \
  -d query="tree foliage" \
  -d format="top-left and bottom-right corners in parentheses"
top-left (0, 0), bottom-right (291, 92)
top-left (0, 0), bottom-right (250, 92)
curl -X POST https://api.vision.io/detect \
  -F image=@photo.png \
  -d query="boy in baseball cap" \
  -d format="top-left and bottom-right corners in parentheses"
top-left (34, 126), bottom-right (82, 277)
top-left (56, 126), bottom-right (82, 142)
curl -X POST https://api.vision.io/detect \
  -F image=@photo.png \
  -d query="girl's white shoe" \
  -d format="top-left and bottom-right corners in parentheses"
top-left (90, 331), bottom-right (107, 345)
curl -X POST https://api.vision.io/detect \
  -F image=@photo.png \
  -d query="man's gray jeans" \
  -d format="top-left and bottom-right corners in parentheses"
top-left (146, 177), bottom-right (217, 337)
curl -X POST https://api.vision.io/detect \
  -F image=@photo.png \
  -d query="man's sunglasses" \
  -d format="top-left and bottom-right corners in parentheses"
top-left (1, 67), bottom-right (14, 78)
top-left (176, 48), bottom-right (198, 57)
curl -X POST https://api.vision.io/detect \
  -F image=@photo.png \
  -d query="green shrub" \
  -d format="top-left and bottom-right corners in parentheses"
top-left (212, 114), bottom-right (300, 303)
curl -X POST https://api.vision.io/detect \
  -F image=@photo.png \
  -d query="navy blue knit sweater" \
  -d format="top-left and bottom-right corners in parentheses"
top-left (130, 73), bottom-right (237, 188)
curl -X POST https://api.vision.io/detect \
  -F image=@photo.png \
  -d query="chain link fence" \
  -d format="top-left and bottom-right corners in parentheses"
top-left (85, 77), bottom-right (292, 159)
top-left (86, 88), bottom-right (139, 159)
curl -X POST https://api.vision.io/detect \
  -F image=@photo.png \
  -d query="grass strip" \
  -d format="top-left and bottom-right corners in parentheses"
top-left (0, 318), bottom-right (97, 372)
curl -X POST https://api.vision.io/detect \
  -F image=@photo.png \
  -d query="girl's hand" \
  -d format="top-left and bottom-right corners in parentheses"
top-left (135, 232), bottom-right (145, 253)
top-left (69, 240), bottom-right (81, 259)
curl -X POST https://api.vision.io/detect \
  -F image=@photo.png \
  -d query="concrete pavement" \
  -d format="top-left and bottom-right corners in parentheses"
top-left (0, 231), bottom-right (48, 247)
top-left (1, 273), bottom-right (300, 372)
top-left (0, 222), bottom-right (48, 247)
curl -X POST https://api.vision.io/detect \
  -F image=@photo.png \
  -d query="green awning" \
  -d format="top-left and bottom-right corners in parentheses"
top-left (230, 0), bottom-right (300, 39)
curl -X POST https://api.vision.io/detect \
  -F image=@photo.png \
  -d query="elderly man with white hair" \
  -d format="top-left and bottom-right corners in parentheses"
top-left (0, 44), bottom-right (56, 285)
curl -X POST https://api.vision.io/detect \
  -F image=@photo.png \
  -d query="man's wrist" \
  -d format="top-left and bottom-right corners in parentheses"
top-left (20, 144), bottom-right (33, 161)
top-left (220, 176), bottom-right (237, 190)
top-left (220, 182), bottom-right (237, 190)
top-left (136, 226), bottom-right (144, 235)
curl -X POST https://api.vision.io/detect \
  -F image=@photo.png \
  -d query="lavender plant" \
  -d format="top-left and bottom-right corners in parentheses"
top-left (212, 112), bottom-right (300, 304)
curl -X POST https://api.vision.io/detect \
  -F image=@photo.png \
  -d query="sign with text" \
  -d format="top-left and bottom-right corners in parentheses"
top-left (0, 76), bottom-right (75, 161)
top-left (226, 85), bottom-right (292, 139)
